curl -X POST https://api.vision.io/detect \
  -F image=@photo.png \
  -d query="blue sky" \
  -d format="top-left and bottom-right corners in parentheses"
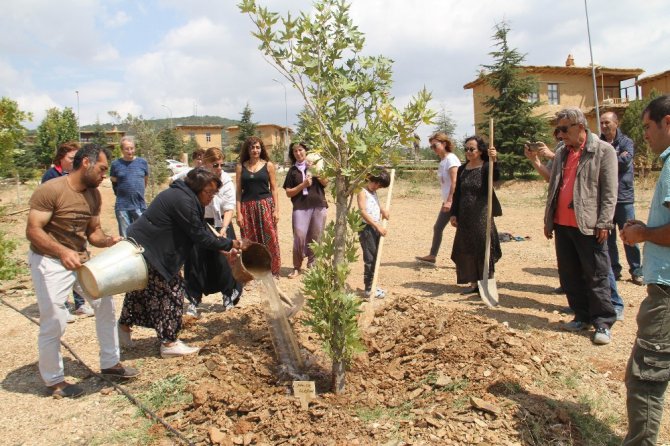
top-left (2, 0), bottom-right (668, 144)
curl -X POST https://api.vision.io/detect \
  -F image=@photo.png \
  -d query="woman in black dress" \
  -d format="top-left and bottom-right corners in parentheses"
top-left (450, 136), bottom-right (502, 294)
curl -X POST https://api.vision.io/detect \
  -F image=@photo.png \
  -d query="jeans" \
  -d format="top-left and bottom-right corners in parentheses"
top-left (609, 202), bottom-right (643, 278)
top-left (28, 251), bottom-right (119, 386)
top-left (429, 208), bottom-right (451, 257)
top-left (73, 290), bottom-right (85, 309)
top-left (624, 284), bottom-right (670, 445)
top-left (554, 225), bottom-right (617, 328)
top-left (609, 267), bottom-right (624, 311)
top-left (359, 224), bottom-right (380, 291)
top-left (115, 208), bottom-right (144, 238)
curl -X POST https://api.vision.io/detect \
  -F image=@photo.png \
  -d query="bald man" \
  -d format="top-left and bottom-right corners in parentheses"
top-left (600, 111), bottom-right (643, 285)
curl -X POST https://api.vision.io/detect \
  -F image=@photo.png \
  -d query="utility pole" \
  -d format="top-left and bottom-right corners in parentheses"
top-left (75, 90), bottom-right (81, 142)
top-left (585, 0), bottom-right (601, 131)
top-left (273, 78), bottom-right (290, 163)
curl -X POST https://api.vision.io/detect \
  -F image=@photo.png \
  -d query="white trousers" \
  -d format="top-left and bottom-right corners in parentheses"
top-left (28, 250), bottom-right (120, 386)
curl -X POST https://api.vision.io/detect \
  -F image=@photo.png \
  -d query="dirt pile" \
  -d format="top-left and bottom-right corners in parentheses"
top-left (161, 295), bottom-right (580, 445)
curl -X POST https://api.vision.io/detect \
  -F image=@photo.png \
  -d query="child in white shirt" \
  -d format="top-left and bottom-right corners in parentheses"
top-left (357, 168), bottom-right (391, 298)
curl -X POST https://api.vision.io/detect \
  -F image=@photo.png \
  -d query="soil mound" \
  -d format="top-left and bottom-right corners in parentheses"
top-left (167, 295), bottom-right (578, 445)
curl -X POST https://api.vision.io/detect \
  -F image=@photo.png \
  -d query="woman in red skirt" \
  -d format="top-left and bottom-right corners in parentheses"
top-left (235, 136), bottom-right (281, 276)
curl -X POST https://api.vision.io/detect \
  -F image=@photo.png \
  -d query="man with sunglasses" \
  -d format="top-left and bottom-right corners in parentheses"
top-left (620, 95), bottom-right (670, 445)
top-left (543, 107), bottom-right (618, 345)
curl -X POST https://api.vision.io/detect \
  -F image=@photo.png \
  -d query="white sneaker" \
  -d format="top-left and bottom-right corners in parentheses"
top-left (74, 304), bottom-right (94, 317)
top-left (363, 288), bottom-right (386, 299)
top-left (184, 303), bottom-right (199, 318)
top-left (117, 323), bottom-right (134, 348)
top-left (66, 311), bottom-right (76, 324)
top-left (160, 340), bottom-right (200, 358)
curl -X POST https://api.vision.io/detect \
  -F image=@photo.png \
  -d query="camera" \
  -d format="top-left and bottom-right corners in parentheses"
top-left (527, 142), bottom-right (541, 151)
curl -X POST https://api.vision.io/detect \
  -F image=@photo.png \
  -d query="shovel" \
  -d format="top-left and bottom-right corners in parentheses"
top-left (477, 118), bottom-right (499, 308)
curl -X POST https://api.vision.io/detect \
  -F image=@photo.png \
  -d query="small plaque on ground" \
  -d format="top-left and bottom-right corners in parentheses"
top-left (292, 381), bottom-right (316, 410)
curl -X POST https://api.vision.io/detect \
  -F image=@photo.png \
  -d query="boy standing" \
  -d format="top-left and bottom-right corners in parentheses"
top-left (357, 169), bottom-right (391, 298)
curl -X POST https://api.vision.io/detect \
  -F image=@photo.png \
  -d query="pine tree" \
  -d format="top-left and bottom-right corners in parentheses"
top-left (479, 22), bottom-right (549, 178)
top-left (433, 107), bottom-right (457, 138)
top-left (236, 103), bottom-right (257, 152)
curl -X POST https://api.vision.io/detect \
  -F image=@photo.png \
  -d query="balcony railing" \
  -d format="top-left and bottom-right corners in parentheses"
top-left (600, 97), bottom-right (630, 106)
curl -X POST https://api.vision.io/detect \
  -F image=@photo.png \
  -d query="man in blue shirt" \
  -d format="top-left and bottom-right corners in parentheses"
top-left (600, 111), bottom-right (643, 285)
top-left (110, 137), bottom-right (149, 237)
top-left (621, 95), bottom-right (670, 445)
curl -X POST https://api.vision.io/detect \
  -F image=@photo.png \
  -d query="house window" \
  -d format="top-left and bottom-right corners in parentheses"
top-left (548, 83), bottom-right (560, 105)
top-left (206, 132), bottom-right (211, 142)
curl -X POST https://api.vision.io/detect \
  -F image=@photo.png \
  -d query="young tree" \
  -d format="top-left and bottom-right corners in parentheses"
top-left (0, 97), bottom-right (32, 178)
top-left (121, 114), bottom-right (169, 199)
top-left (240, 0), bottom-right (433, 392)
top-left (236, 102), bottom-right (258, 152)
top-left (479, 22), bottom-right (550, 178)
top-left (36, 107), bottom-right (79, 167)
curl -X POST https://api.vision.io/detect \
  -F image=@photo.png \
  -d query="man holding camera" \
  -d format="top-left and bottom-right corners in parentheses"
top-left (600, 111), bottom-right (643, 285)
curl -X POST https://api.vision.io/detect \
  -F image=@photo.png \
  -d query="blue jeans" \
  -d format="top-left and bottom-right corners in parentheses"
top-left (608, 202), bottom-right (643, 278)
top-left (73, 291), bottom-right (85, 309)
top-left (115, 209), bottom-right (143, 238)
top-left (609, 268), bottom-right (624, 311)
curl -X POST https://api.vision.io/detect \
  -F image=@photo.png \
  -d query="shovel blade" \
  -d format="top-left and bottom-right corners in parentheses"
top-left (477, 278), bottom-right (499, 308)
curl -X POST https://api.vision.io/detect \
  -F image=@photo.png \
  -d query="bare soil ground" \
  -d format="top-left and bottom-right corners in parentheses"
top-left (0, 172), bottom-right (668, 446)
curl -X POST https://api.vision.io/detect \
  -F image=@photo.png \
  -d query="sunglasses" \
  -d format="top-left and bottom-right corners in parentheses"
top-left (211, 163), bottom-right (223, 168)
top-left (464, 148), bottom-right (479, 153)
top-left (430, 142), bottom-right (442, 149)
top-left (555, 123), bottom-right (578, 134)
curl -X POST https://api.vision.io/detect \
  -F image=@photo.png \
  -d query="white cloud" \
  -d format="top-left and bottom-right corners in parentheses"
top-left (3, 0), bottom-right (669, 140)
top-left (105, 10), bottom-right (131, 29)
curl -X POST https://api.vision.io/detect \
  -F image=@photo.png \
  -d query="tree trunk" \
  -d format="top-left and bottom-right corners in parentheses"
top-left (330, 173), bottom-right (351, 394)
top-left (332, 174), bottom-right (349, 287)
top-left (332, 358), bottom-right (346, 393)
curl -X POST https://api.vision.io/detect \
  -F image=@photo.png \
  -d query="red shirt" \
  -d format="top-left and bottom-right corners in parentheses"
top-left (554, 144), bottom-right (584, 227)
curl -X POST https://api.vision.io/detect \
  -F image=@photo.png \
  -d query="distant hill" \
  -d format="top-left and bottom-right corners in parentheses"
top-left (80, 115), bottom-right (240, 132)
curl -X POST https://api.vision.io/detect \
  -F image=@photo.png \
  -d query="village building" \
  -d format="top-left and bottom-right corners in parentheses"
top-left (463, 55), bottom-right (644, 132)
top-left (637, 69), bottom-right (670, 98)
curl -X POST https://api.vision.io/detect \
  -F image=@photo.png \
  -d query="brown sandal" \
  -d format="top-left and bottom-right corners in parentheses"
top-left (287, 269), bottom-right (301, 279)
top-left (51, 383), bottom-right (84, 399)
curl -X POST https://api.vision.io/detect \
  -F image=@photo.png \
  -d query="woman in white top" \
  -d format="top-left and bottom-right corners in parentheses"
top-left (416, 132), bottom-right (461, 264)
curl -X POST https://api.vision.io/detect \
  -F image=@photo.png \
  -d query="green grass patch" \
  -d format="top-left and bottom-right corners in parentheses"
top-left (355, 401), bottom-right (414, 423)
top-left (557, 371), bottom-right (581, 390)
top-left (135, 374), bottom-right (192, 417)
top-left (89, 419), bottom-right (154, 446)
top-left (440, 377), bottom-right (469, 393)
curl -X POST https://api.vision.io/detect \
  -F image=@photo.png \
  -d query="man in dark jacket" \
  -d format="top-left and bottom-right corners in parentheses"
top-left (600, 111), bottom-right (643, 285)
